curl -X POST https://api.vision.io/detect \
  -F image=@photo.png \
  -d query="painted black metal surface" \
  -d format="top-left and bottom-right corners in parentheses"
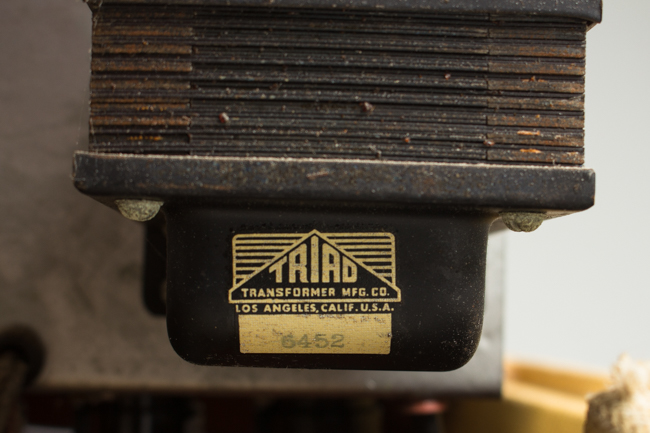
top-left (85, 0), bottom-right (602, 23)
top-left (165, 205), bottom-right (492, 370)
top-left (73, 152), bottom-right (596, 213)
top-left (143, 219), bottom-right (168, 316)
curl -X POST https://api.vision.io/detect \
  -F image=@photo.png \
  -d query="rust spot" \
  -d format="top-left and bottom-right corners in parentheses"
top-left (444, 73), bottom-right (452, 80)
top-left (404, 137), bottom-right (411, 143)
top-left (91, 59), bottom-right (192, 73)
top-left (138, 104), bottom-right (188, 111)
top-left (517, 130), bottom-right (541, 136)
top-left (219, 112), bottom-right (230, 124)
top-left (483, 140), bottom-right (495, 147)
top-left (489, 59), bottom-right (585, 77)
top-left (92, 44), bottom-right (192, 55)
top-left (91, 103), bottom-right (189, 112)
top-left (487, 131), bottom-right (583, 147)
top-left (488, 114), bottom-right (584, 129)
top-left (91, 116), bottom-right (191, 127)
top-left (520, 76), bottom-right (547, 83)
top-left (490, 44), bottom-right (584, 59)
top-left (91, 80), bottom-right (191, 91)
top-left (488, 96), bottom-right (584, 111)
top-left (488, 79), bottom-right (581, 93)
top-left (520, 149), bottom-right (542, 154)
top-left (126, 135), bottom-right (163, 141)
top-left (92, 98), bottom-right (188, 104)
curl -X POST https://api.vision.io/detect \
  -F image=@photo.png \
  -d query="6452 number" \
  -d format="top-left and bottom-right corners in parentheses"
top-left (281, 333), bottom-right (344, 349)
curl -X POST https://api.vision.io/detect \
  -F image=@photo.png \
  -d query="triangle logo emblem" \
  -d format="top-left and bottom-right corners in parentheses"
top-left (229, 230), bottom-right (401, 304)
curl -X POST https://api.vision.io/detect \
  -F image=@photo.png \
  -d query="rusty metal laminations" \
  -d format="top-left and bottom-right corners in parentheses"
top-left (89, 5), bottom-right (591, 166)
top-left (84, 0), bottom-right (602, 23)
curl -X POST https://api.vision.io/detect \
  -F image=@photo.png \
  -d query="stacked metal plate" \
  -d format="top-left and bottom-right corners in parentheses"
top-left (89, 4), bottom-right (592, 165)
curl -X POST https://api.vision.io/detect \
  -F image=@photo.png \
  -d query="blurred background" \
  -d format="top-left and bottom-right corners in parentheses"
top-left (505, 0), bottom-right (650, 370)
top-left (0, 0), bottom-right (642, 430)
top-left (0, 0), bottom-right (644, 386)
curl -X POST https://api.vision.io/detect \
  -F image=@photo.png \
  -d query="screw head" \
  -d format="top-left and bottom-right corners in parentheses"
top-left (500, 212), bottom-right (546, 233)
top-left (115, 199), bottom-right (163, 222)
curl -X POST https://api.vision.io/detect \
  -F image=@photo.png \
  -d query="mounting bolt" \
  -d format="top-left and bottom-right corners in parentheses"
top-left (500, 212), bottom-right (546, 233)
top-left (115, 199), bottom-right (163, 222)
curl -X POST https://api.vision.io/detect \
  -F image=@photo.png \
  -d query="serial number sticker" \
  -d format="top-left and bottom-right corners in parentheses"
top-left (238, 314), bottom-right (392, 354)
top-left (229, 230), bottom-right (401, 355)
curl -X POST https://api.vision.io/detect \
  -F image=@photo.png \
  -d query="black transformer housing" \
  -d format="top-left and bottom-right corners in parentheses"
top-left (74, 0), bottom-right (600, 371)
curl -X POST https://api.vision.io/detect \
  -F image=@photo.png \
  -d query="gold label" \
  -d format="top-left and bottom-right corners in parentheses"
top-left (229, 230), bottom-right (401, 355)
top-left (239, 314), bottom-right (391, 354)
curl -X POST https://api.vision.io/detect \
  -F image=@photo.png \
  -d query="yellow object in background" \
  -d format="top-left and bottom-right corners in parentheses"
top-left (444, 360), bottom-right (610, 433)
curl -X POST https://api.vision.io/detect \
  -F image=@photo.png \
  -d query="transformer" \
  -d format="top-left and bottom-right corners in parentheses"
top-left (74, 0), bottom-right (600, 371)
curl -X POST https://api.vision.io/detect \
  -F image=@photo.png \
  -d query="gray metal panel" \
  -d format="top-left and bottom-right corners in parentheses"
top-left (85, 0), bottom-right (602, 23)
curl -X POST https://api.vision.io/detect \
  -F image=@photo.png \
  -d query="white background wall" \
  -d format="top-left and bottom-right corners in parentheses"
top-left (504, 0), bottom-right (650, 370)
